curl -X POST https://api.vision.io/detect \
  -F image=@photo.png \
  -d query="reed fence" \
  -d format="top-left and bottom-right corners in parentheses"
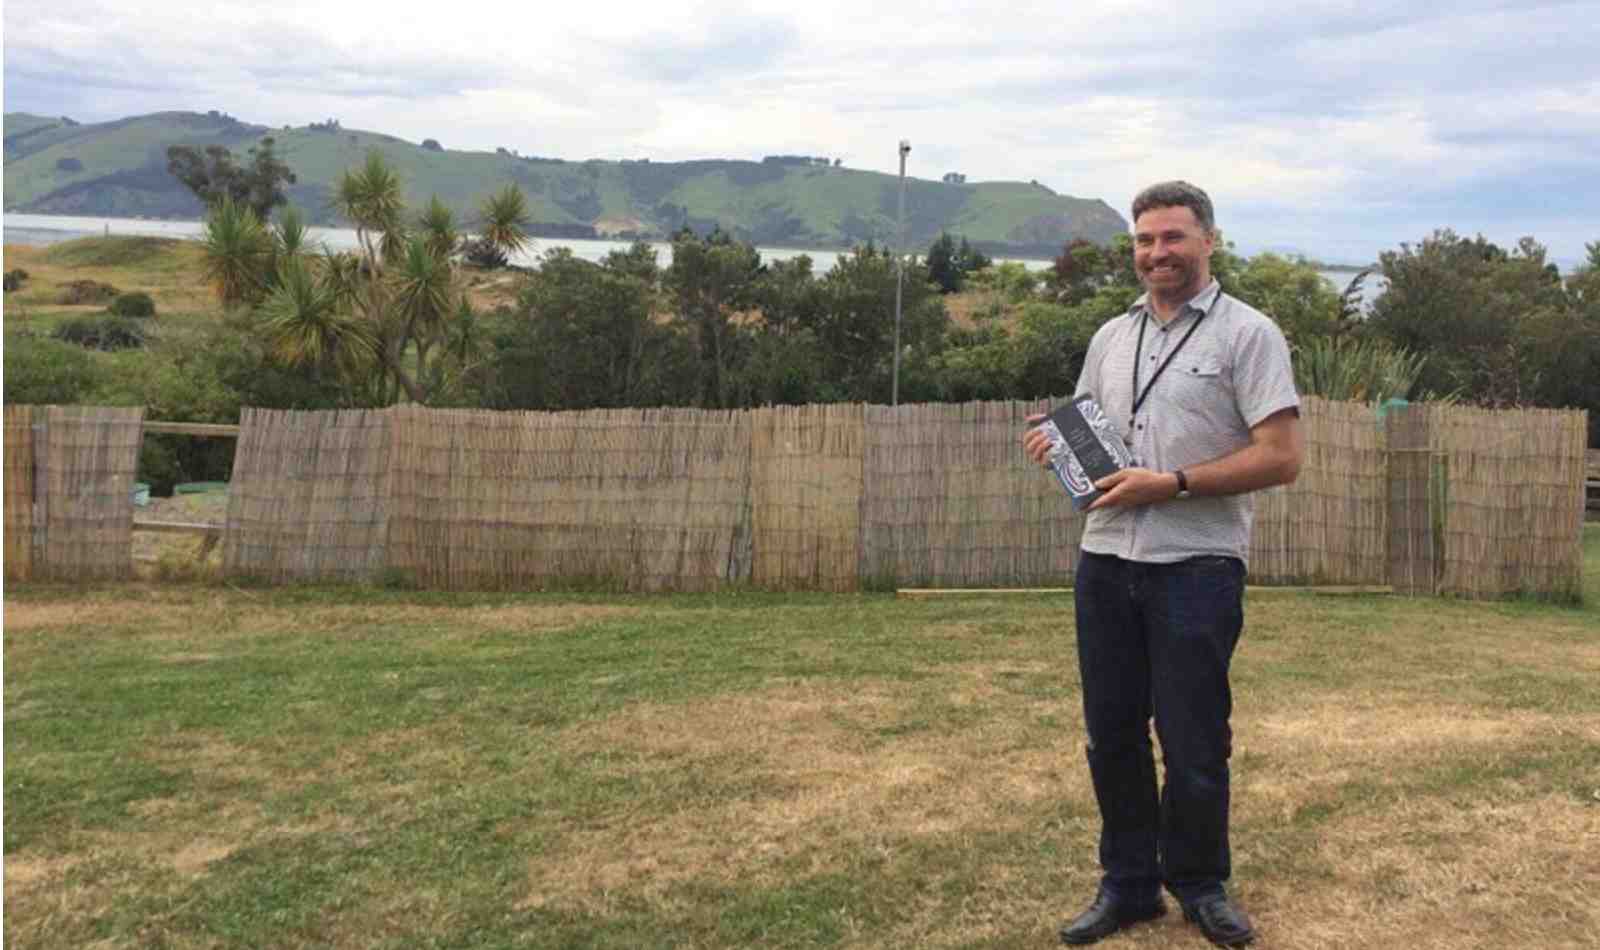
top-left (4, 405), bottom-right (144, 582)
top-left (2, 399), bottom-right (1588, 598)
top-left (4, 406), bottom-right (36, 582)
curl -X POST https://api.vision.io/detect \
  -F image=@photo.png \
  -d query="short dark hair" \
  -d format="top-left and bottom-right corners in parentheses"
top-left (1131, 181), bottom-right (1215, 235)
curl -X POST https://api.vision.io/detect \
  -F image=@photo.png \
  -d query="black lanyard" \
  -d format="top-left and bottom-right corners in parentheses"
top-left (1129, 287), bottom-right (1222, 432)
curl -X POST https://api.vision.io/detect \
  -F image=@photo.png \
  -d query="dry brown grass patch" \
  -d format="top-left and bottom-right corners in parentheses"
top-left (4, 598), bottom-right (639, 642)
top-left (1239, 697), bottom-right (1600, 822)
top-left (2, 595), bottom-right (234, 641)
top-left (523, 672), bottom-right (1086, 911)
top-left (229, 603), bottom-right (641, 639)
top-left (1242, 795), bottom-right (1600, 950)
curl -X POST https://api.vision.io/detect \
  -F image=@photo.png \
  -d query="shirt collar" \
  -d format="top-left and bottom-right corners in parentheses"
top-left (1128, 279), bottom-right (1222, 324)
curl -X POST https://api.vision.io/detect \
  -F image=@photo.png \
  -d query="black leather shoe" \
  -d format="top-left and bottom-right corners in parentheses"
top-left (1058, 889), bottom-right (1166, 945)
top-left (1182, 893), bottom-right (1255, 947)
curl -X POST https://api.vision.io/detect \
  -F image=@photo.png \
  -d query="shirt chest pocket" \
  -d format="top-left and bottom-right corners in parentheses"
top-left (1166, 352), bottom-right (1229, 403)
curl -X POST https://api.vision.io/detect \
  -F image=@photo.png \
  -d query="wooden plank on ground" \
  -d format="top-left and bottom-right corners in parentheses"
top-left (896, 585), bottom-right (1394, 597)
top-left (132, 519), bottom-right (223, 535)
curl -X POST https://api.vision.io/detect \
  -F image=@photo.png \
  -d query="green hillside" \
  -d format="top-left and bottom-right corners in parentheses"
top-left (4, 110), bottom-right (1126, 254)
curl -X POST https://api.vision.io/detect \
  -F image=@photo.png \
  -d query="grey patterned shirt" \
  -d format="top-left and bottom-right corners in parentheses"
top-left (1074, 280), bottom-right (1299, 566)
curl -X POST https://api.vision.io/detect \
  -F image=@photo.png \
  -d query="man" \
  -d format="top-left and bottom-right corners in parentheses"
top-left (1022, 181), bottom-right (1303, 947)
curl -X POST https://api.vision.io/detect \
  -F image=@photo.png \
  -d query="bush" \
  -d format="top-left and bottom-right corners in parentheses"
top-left (461, 236), bottom-right (509, 270)
top-left (3, 333), bottom-right (100, 403)
top-left (108, 291), bottom-right (157, 318)
top-left (2, 269), bottom-right (27, 292)
top-left (52, 316), bottom-right (148, 351)
top-left (57, 279), bottom-right (120, 305)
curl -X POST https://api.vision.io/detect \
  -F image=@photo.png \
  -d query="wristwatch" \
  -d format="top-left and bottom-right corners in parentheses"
top-left (1173, 469), bottom-right (1191, 500)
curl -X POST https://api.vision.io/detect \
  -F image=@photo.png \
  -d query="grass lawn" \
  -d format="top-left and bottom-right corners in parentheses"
top-left (4, 528), bottom-right (1598, 949)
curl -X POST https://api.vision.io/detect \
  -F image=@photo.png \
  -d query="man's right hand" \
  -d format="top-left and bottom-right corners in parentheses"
top-left (1021, 413), bottom-right (1054, 466)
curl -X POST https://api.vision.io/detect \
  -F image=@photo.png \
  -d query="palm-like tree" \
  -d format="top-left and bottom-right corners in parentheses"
top-left (477, 184), bottom-right (531, 263)
top-left (200, 196), bottom-right (272, 308)
top-left (258, 256), bottom-right (378, 380)
top-left (333, 150), bottom-right (406, 273)
top-left (264, 205), bottom-right (319, 293)
top-left (391, 234), bottom-right (456, 388)
top-left (319, 249), bottom-right (364, 312)
top-left (273, 205), bottom-right (314, 259)
top-left (417, 195), bottom-right (459, 262)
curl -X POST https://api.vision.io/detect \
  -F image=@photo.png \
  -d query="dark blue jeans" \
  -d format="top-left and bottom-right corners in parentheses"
top-left (1073, 550), bottom-right (1245, 905)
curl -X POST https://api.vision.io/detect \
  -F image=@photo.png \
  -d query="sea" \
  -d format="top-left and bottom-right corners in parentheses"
top-left (2, 212), bottom-right (1381, 303)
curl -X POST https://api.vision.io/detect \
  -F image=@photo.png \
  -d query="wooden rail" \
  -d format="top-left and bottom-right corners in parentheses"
top-left (141, 421), bottom-right (241, 437)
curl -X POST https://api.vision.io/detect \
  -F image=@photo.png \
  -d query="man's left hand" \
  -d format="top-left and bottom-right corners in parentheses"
top-left (1087, 468), bottom-right (1178, 510)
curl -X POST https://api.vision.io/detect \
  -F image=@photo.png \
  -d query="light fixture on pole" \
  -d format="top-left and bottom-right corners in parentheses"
top-left (892, 139), bottom-right (910, 407)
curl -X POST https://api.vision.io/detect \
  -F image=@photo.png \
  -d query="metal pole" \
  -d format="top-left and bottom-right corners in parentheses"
top-left (892, 140), bottom-right (909, 406)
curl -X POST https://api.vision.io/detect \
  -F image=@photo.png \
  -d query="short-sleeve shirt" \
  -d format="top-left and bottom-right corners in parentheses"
top-left (1074, 280), bottom-right (1299, 566)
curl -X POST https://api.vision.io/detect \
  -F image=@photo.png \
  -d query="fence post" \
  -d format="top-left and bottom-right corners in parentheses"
top-left (1385, 405), bottom-right (1435, 596)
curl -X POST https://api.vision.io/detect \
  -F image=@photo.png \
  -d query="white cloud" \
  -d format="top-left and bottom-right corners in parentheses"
top-left (5, 0), bottom-right (1598, 263)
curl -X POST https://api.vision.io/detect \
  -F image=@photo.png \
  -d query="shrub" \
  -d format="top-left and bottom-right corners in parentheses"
top-left (52, 316), bottom-right (148, 351)
top-left (57, 279), bottom-right (120, 305)
top-left (55, 156), bottom-right (84, 172)
top-left (461, 236), bottom-right (509, 270)
top-left (108, 291), bottom-right (157, 318)
top-left (2, 269), bottom-right (27, 292)
top-left (3, 333), bottom-right (99, 403)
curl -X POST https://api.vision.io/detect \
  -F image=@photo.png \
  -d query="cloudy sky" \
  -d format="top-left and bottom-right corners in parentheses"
top-left (5, 0), bottom-right (1598, 265)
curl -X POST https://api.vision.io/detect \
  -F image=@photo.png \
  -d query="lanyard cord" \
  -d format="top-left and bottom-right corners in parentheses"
top-left (1130, 287), bottom-right (1223, 428)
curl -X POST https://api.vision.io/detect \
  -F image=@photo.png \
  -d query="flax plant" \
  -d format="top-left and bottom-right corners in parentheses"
top-left (1293, 335), bottom-right (1432, 403)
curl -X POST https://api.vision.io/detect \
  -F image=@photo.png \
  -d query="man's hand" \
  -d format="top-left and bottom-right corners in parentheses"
top-left (1020, 413), bottom-right (1054, 466)
top-left (1087, 468), bottom-right (1179, 511)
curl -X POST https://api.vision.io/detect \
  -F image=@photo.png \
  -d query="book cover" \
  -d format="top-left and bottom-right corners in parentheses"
top-left (1039, 395), bottom-right (1134, 511)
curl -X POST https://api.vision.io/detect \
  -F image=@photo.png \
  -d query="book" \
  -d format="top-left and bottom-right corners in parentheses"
top-left (1038, 394), bottom-right (1134, 511)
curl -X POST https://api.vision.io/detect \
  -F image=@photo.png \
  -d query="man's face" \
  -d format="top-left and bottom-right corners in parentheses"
top-left (1132, 205), bottom-right (1214, 299)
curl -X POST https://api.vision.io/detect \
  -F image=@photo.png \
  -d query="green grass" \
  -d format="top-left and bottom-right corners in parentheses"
top-left (41, 235), bottom-right (190, 268)
top-left (6, 540), bottom-right (1599, 949)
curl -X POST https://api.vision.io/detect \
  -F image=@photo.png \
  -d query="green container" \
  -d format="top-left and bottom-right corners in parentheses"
top-left (173, 481), bottom-right (229, 495)
top-left (132, 482), bottom-right (150, 506)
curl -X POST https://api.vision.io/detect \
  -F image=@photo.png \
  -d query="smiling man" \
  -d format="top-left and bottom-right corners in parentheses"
top-left (1022, 181), bottom-right (1303, 947)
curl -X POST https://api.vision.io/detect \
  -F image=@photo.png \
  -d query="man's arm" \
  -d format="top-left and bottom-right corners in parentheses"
top-left (1086, 407), bottom-right (1303, 510)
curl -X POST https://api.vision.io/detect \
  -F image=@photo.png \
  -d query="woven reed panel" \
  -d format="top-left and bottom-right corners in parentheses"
top-left (1249, 396), bottom-right (1389, 585)
top-left (386, 405), bottom-right (752, 591)
top-left (4, 405), bottom-right (37, 581)
top-left (1430, 404), bottom-right (1587, 600)
top-left (748, 404), bottom-right (865, 592)
top-left (222, 408), bottom-right (393, 582)
top-left (861, 400), bottom-right (1083, 588)
top-left (34, 405), bottom-right (144, 581)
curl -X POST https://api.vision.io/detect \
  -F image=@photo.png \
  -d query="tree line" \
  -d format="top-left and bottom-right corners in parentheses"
top-left (6, 148), bottom-right (1598, 490)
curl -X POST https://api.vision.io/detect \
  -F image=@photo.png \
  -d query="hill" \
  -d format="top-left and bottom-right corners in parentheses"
top-left (3, 110), bottom-right (1126, 256)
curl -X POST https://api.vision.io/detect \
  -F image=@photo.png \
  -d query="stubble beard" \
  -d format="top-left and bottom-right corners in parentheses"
top-left (1141, 260), bottom-right (1203, 309)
